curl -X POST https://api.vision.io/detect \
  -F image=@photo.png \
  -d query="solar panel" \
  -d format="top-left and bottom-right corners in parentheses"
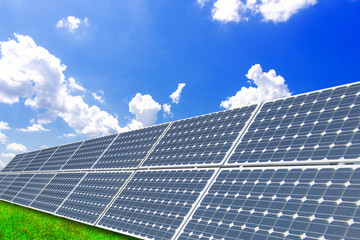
top-left (177, 166), bottom-right (360, 240)
top-left (24, 147), bottom-right (58, 172)
top-left (228, 82), bottom-right (360, 166)
top-left (11, 150), bottom-right (41, 172)
top-left (97, 169), bottom-right (216, 240)
top-left (30, 172), bottom-right (85, 213)
top-left (93, 124), bottom-right (169, 170)
top-left (1, 153), bottom-right (26, 172)
top-left (61, 135), bottom-right (117, 170)
top-left (0, 174), bottom-right (18, 195)
top-left (12, 173), bottom-right (55, 206)
top-left (142, 105), bottom-right (257, 168)
top-left (0, 174), bottom-right (34, 201)
top-left (40, 142), bottom-right (83, 171)
top-left (56, 171), bottom-right (132, 224)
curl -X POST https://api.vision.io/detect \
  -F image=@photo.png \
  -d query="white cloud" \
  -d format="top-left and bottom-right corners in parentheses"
top-left (0, 132), bottom-right (6, 144)
top-left (247, 0), bottom-right (317, 23)
top-left (221, 64), bottom-right (291, 109)
top-left (56, 16), bottom-right (88, 33)
top-left (212, 0), bottom-right (245, 23)
top-left (68, 77), bottom-right (86, 92)
top-left (6, 142), bottom-right (27, 152)
top-left (0, 34), bottom-right (122, 136)
top-left (92, 90), bottom-right (105, 103)
top-left (63, 133), bottom-right (76, 137)
top-left (0, 160), bottom-right (4, 170)
top-left (198, 0), bottom-right (317, 23)
top-left (162, 103), bottom-right (173, 117)
top-left (1, 153), bottom-right (15, 159)
top-left (129, 93), bottom-right (161, 128)
top-left (17, 123), bottom-right (49, 132)
top-left (170, 83), bottom-right (186, 104)
top-left (0, 121), bottom-right (10, 130)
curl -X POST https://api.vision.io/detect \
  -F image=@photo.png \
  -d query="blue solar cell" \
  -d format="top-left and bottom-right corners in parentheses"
top-left (0, 174), bottom-right (18, 195)
top-left (11, 151), bottom-right (40, 172)
top-left (57, 171), bottom-right (132, 224)
top-left (30, 173), bottom-right (85, 213)
top-left (97, 169), bottom-right (215, 240)
top-left (143, 105), bottom-right (257, 167)
top-left (177, 166), bottom-right (360, 240)
top-left (12, 173), bottom-right (54, 206)
top-left (228, 82), bottom-right (360, 165)
top-left (94, 124), bottom-right (169, 170)
top-left (24, 147), bottom-right (58, 172)
top-left (62, 135), bottom-right (116, 170)
top-left (1, 153), bottom-right (26, 172)
top-left (40, 142), bottom-right (83, 171)
top-left (0, 174), bottom-right (34, 201)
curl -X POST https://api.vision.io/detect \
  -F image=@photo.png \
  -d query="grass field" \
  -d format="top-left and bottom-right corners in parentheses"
top-left (0, 200), bottom-right (138, 240)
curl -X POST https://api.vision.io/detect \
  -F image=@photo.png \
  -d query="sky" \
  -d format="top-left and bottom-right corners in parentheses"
top-left (0, 0), bottom-right (359, 168)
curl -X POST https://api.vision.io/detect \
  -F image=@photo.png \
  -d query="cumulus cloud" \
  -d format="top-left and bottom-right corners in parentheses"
top-left (170, 83), bottom-right (186, 104)
top-left (0, 160), bottom-right (4, 170)
top-left (162, 103), bottom-right (173, 117)
top-left (0, 121), bottom-right (10, 130)
top-left (0, 34), bottom-right (122, 136)
top-left (56, 16), bottom-right (88, 33)
top-left (0, 132), bottom-right (6, 144)
top-left (1, 153), bottom-right (15, 159)
top-left (212, 0), bottom-right (246, 23)
top-left (68, 77), bottom-right (86, 92)
top-left (63, 133), bottom-right (76, 137)
top-left (198, 0), bottom-right (317, 23)
top-left (6, 142), bottom-right (27, 152)
top-left (129, 93), bottom-right (161, 128)
top-left (221, 64), bottom-right (291, 109)
top-left (17, 123), bottom-right (49, 132)
top-left (92, 90), bottom-right (105, 103)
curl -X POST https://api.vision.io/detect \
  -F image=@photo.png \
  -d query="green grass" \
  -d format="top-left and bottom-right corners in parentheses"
top-left (0, 200), bottom-right (139, 240)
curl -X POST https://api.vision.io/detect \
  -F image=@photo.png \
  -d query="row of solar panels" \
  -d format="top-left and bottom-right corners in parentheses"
top-left (1, 81), bottom-right (360, 240)
top-left (2, 81), bottom-right (360, 173)
top-left (0, 165), bottom-right (359, 240)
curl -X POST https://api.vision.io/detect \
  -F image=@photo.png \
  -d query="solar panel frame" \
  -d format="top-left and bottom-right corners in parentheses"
top-left (96, 168), bottom-right (217, 240)
top-left (61, 134), bottom-right (117, 170)
top-left (92, 123), bottom-right (171, 170)
top-left (39, 141), bottom-right (84, 171)
top-left (225, 82), bottom-right (360, 167)
top-left (12, 173), bottom-right (55, 207)
top-left (140, 105), bottom-right (259, 168)
top-left (1, 153), bottom-right (26, 172)
top-left (0, 173), bottom-right (34, 201)
top-left (55, 171), bottom-right (134, 225)
top-left (175, 164), bottom-right (360, 240)
top-left (23, 146), bottom-right (59, 172)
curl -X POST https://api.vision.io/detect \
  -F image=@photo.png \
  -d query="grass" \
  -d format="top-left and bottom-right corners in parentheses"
top-left (0, 200), bottom-right (139, 240)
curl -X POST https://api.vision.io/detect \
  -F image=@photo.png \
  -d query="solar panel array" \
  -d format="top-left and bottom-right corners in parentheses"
top-left (0, 82), bottom-right (359, 240)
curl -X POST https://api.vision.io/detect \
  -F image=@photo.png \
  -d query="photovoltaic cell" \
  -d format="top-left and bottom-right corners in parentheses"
top-left (0, 174), bottom-right (18, 195)
top-left (30, 172), bottom-right (85, 213)
top-left (97, 169), bottom-right (215, 240)
top-left (0, 174), bottom-right (34, 201)
top-left (24, 147), bottom-right (58, 172)
top-left (1, 153), bottom-right (26, 172)
top-left (142, 105), bottom-right (257, 167)
top-left (61, 135), bottom-right (116, 170)
top-left (228, 83), bottom-right (360, 165)
top-left (12, 173), bottom-right (55, 206)
top-left (57, 171), bottom-right (132, 224)
top-left (11, 151), bottom-right (40, 172)
top-left (177, 166), bottom-right (360, 240)
top-left (94, 124), bottom-right (169, 170)
top-left (40, 142), bottom-right (83, 171)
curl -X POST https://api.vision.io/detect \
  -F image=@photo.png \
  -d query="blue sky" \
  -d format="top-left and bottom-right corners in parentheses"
top-left (0, 0), bottom-right (359, 167)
